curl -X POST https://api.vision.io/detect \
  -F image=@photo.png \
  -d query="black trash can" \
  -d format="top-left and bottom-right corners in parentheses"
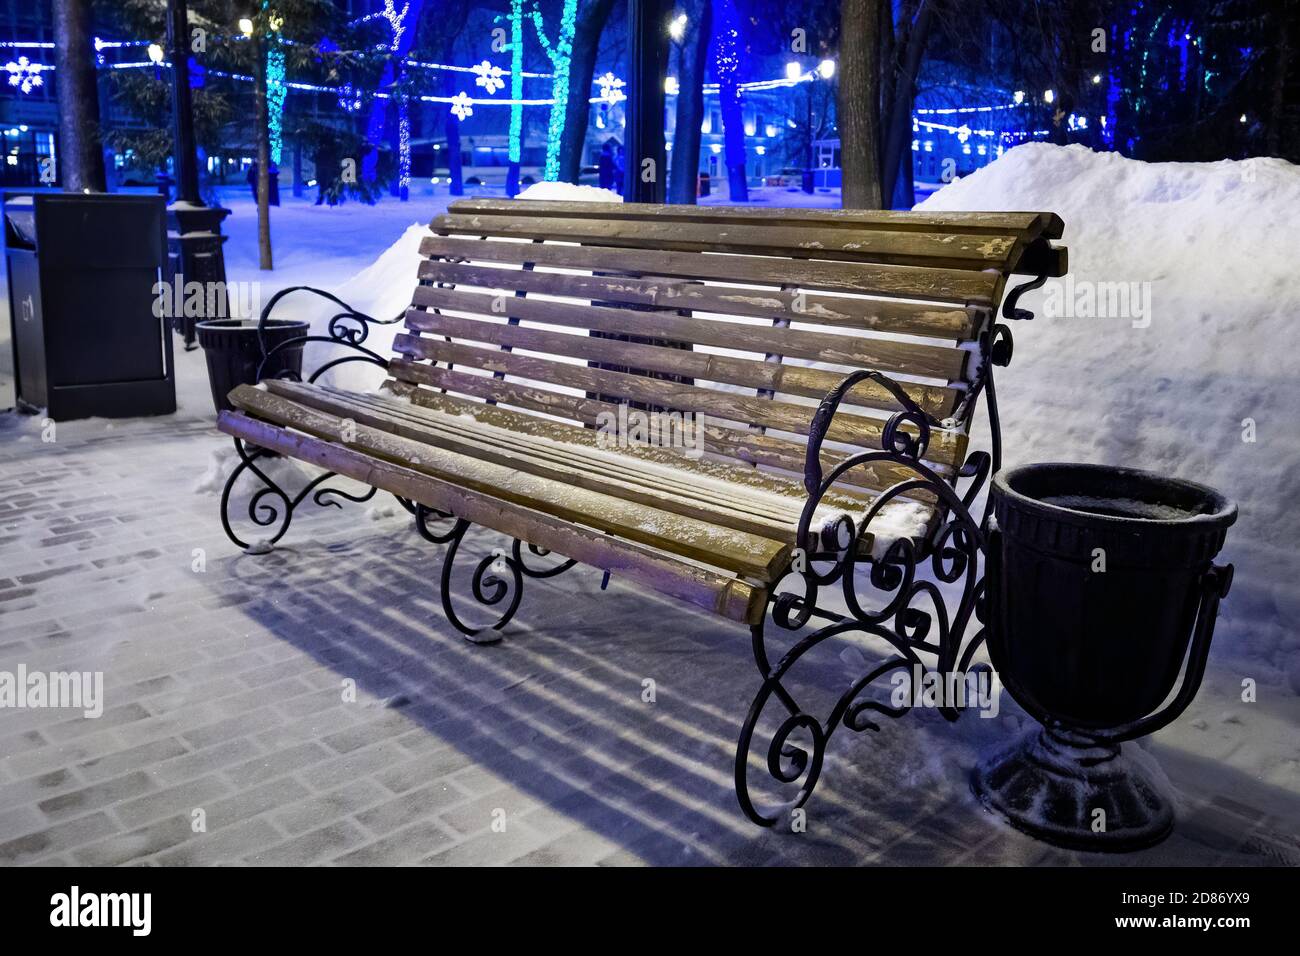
top-left (4, 192), bottom-right (174, 419)
top-left (801, 169), bottom-right (815, 194)
top-left (196, 318), bottom-right (309, 414)
top-left (974, 462), bottom-right (1237, 851)
top-left (986, 462), bottom-right (1237, 731)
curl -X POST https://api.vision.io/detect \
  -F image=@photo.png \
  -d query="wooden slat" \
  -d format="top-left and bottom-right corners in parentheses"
top-left (433, 212), bottom-right (1020, 270)
top-left (387, 350), bottom-right (965, 468)
top-left (218, 410), bottom-right (767, 623)
top-left (448, 197), bottom-right (1065, 241)
top-left (417, 235), bottom-right (1001, 306)
top-left (377, 379), bottom-right (940, 497)
top-left (227, 384), bottom-right (791, 580)
top-left (392, 318), bottom-right (959, 417)
top-left (407, 288), bottom-right (968, 381)
top-left (417, 259), bottom-right (978, 340)
top-left (272, 379), bottom-right (892, 514)
top-left (262, 381), bottom-right (836, 544)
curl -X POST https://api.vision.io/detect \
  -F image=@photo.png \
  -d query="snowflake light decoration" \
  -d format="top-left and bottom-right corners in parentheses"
top-left (5, 57), bottom-right (47, 94)
top-left (337, 83), bottom-right (363, 113)
top-left (450, 91), bottom-right (474, 121)
top-left (471, 60), bottom-right (505, 95)
top-left (595, 71), bottom-right (625, 105)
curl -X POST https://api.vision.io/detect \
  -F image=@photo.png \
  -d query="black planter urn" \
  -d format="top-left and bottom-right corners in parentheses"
top-left (973, 463), bottom-right (1237, 851)
top-left (196, 318), bottom-right (309, 414)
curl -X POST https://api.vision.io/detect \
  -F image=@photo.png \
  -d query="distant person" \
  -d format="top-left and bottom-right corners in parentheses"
top-left (614, 144), bottom-right (626, 194)
top-left (598, 141), bottom-right (615, 191)
top-left (246, 161), bottom-right (258, 196)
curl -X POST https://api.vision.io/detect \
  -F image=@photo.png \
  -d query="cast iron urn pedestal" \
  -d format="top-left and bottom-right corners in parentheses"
top-left (973, 463), bottom-right (1237, 851)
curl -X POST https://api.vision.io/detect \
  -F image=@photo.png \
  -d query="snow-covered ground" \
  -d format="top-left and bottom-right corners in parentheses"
top-left (918, 144), bottom-right (1300, 689)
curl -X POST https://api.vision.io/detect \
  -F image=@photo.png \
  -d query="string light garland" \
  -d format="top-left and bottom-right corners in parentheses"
top-left (265, 30), bottom-right (287, 164)
top-left (529, 0), bottom-right (578, 182)
top-left (506, 0), bottom-right (524, 166)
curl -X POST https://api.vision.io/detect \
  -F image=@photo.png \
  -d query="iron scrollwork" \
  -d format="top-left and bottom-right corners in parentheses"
top-left (409, 502), bottom-right (577, 642)
top-left (219, 287), bottom-right (398, 551)
top-left (735, 326), bottom-right (1015, 827)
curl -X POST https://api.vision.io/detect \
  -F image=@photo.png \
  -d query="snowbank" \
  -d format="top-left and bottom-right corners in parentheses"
top-left (919, 144), bottom-right (1300, 678)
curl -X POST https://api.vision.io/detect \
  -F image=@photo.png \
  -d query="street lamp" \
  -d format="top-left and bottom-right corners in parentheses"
top-left (162, 0), bottom-right (229, 349)
top-left (785, 61), bottom-right (802, 82)
top-left (817, 59), bottom-right (835, 80)
top-left (238, 18), bottom-right (254, 36)
top-left (669, 13), bottom-right (687, 41)
top-left (147, 43), bottom-right (164, 64)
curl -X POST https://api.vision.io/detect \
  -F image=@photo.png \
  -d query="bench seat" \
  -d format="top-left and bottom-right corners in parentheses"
top-left (219, 379), bottom-right (939, 623)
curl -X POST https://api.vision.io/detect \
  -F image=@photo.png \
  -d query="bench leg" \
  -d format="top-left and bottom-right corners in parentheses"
top-left (735, 445), bottom-right (992, 829)
top-left (405, 502), bottom-right (577, 643)
top-left (219, 437), bottom-right (378, 551)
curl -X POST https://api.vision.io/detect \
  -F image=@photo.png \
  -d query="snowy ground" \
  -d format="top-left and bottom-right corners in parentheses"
top-left (0, 146), bottom-right (1296, 865)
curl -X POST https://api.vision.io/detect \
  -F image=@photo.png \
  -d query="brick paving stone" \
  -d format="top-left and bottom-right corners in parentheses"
top-left (0, 395), bottom-right (1294, 867)
top-left (245, 820), bottom-right (369, 866)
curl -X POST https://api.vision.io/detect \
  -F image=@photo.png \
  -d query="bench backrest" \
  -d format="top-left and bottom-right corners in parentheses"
top-left (390, 198), bottom-right (1064, 494)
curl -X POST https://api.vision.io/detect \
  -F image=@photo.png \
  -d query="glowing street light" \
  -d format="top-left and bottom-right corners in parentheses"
top-left (669, 13), bottom-right (687, 41)
top-left (1043, 89), bottom-right (1055, 104)
top-left (817, 59), bottom-right (835, 79)
top-left (1091, 74), bottom-right (1102, 85)
top-left (238, 18), bottom-right (254, 36)
top-left (1013, 90), bottom-right (1025, 104)
top-left (664, 76), bottom-right (679, 95)
top-left (147, 43), bottom-right (164, 64)
top-left (785, 61), bottom-right (802, 82)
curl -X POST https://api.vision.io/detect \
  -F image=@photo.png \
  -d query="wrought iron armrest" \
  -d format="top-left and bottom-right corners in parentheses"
top-left (254, 285), bottom-right (403, 384)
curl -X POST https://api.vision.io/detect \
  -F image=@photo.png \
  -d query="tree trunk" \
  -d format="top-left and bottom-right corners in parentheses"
top-left (558, 0), bottom-right (616, 184)
top-left (714, 0), bottom-right (747, 202)
top-left (668, 0), bottom-right (711, 204)
top-left (445, 111), bottom-right (463, 196)
top-left (253, 35), bottom-right (273, 270)
top-left (881, 0), bottom-right (934, 207)
top-left (52, 0), bottom-right (106, 192)
top-left (839, 0), bottom-right (883, 209)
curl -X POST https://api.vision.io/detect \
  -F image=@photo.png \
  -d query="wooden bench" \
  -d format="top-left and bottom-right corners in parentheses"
top-left (217, 199), bottom-right (1065, 640)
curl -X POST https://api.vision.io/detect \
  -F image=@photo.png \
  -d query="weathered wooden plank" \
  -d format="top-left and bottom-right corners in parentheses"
top-left (263, 381), bottom-right (815, 542)
top-left (433, 212), bottom-right (1020, 270)
top-left (228, 384), bottom-right (791, 580)
top-left (448, 197), bottom-right (1064, 241)
top-left (387, 348), bottom-right (965, 468)
top-left (365, 380), bottom-right (928, 496)
top-left (416, 259), bottom-right (978, 340)
top-left (218, 410), bottom-right (768, 623)
top-left (407, 288), bottom-right (969, 381)
top-left (382, 373), bottom-right (953, 496)
top-left (417, 235), bottom-right (1001, 306)
top-left (273, 380), bottom-right (890, 512)
top-left (391, 318), bottom-right (959, 417)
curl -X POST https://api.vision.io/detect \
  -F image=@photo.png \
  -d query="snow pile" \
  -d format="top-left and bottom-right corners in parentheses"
top-left (266, 222), bottom-right (432, 394)
top-left (919, 143), bottom-right (1300, 678)
top-left (518, 181), bottom-right (623, 203)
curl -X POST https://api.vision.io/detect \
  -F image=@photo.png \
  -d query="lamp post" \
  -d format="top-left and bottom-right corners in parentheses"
top-left (624, 0), bottom-right (670, 203)
top-left (163, 0), bottom-right (229, 349)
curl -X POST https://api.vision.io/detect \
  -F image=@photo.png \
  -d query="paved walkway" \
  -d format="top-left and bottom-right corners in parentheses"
top-left (1, 368), bottom-right (1297, 866)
